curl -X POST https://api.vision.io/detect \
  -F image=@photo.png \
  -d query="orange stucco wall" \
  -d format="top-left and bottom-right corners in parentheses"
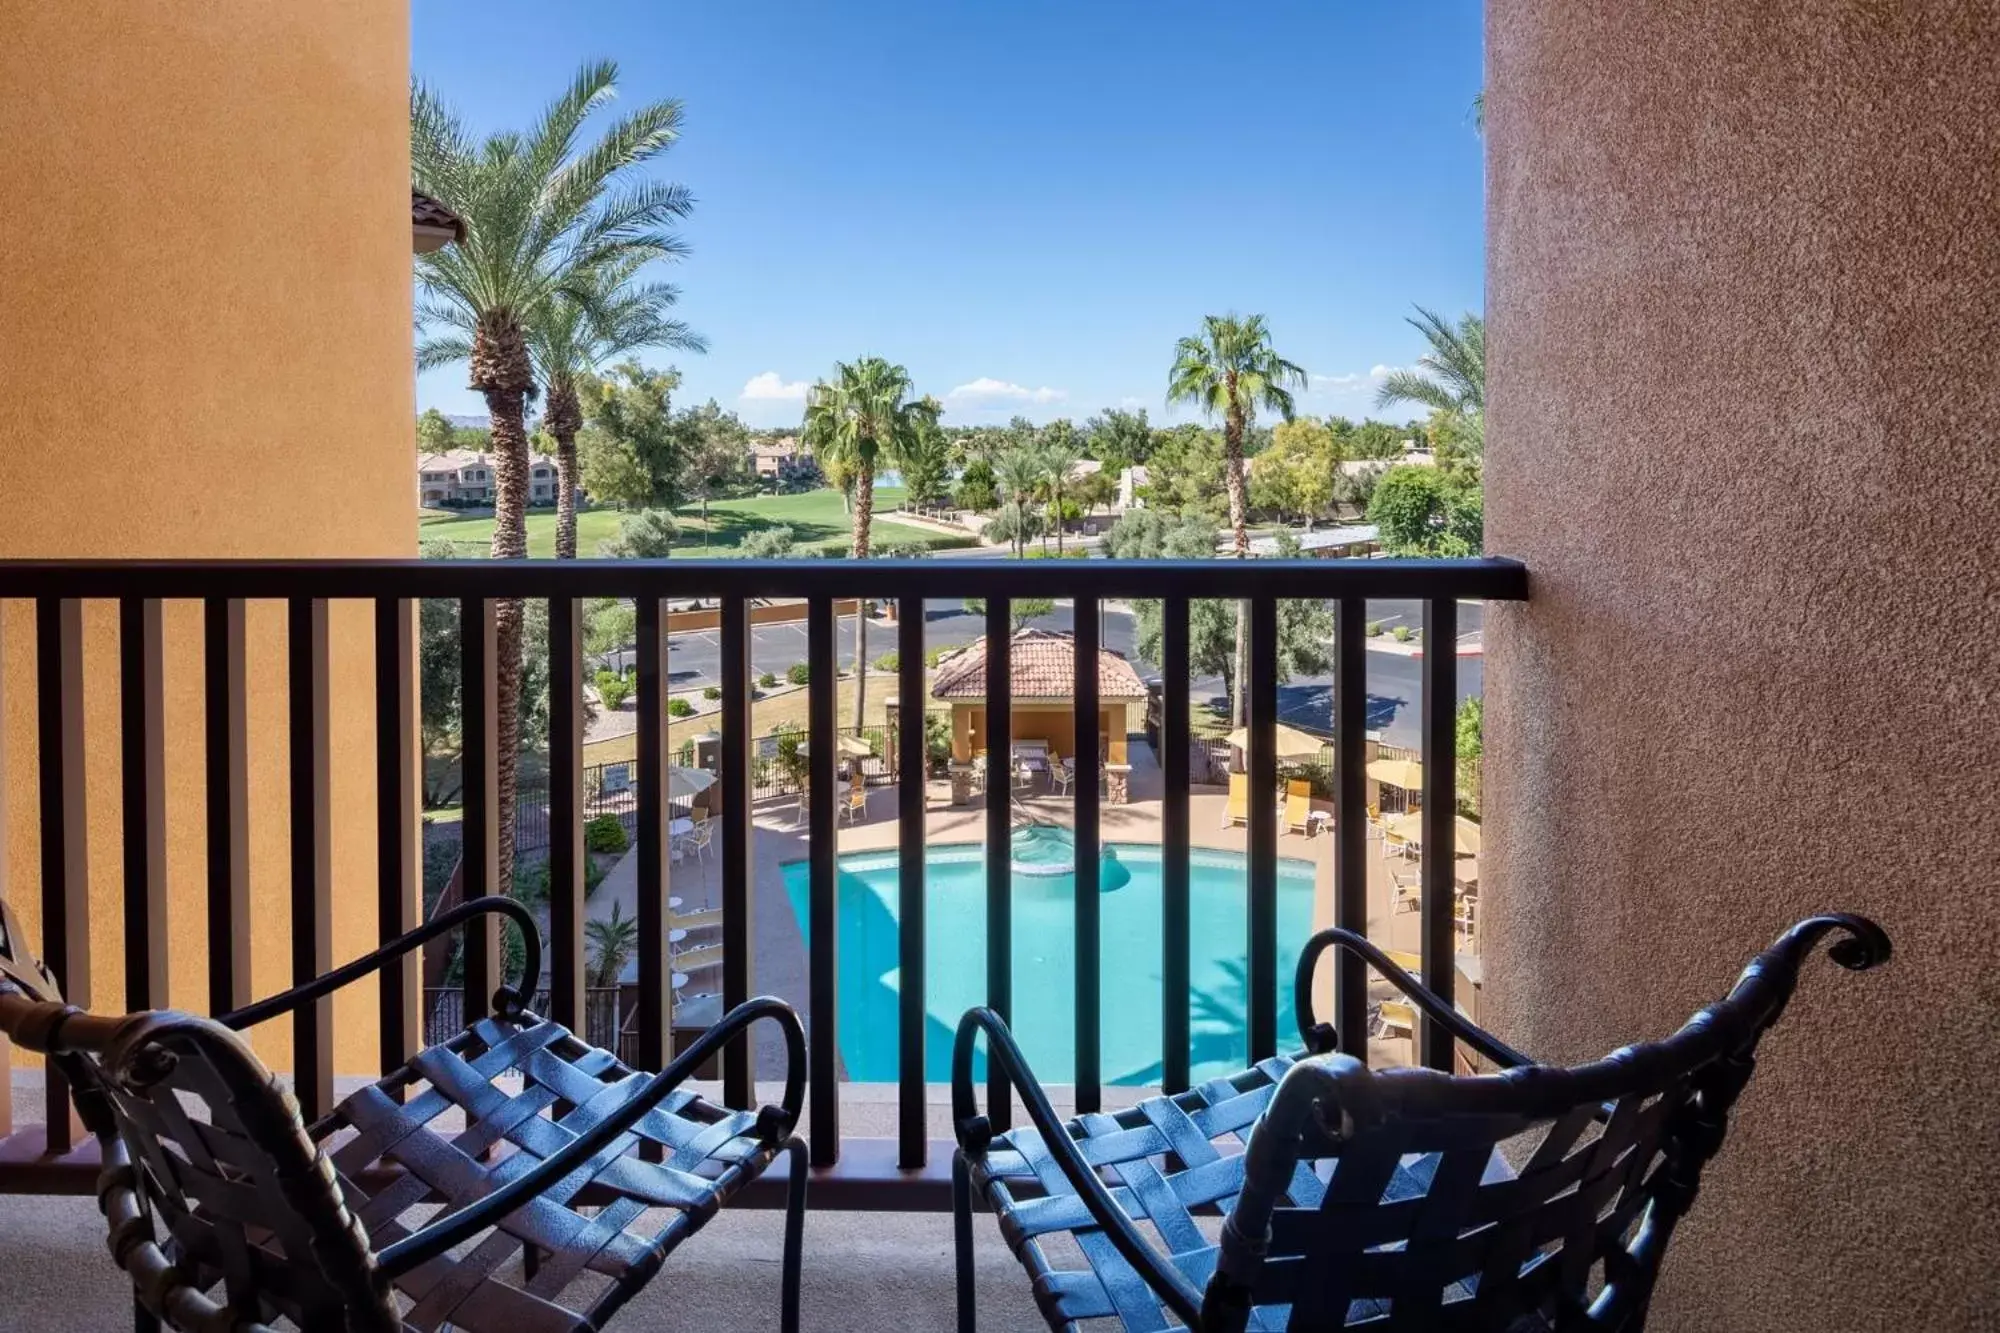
top-left (1486, 3), bottom-right (1998, 1328)
top-left (0, 2), bottom-right (414, 1079)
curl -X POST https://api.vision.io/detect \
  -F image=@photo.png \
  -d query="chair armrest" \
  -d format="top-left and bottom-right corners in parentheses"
top-left (1292, 927), bottom-right (1533, 1070)
top-left (951, 1007), bottom-right (1205, 1329)
top-left (218, 897), bottom-right (540, 1033)
top-left (377, 993), bottom-right (807, 1279)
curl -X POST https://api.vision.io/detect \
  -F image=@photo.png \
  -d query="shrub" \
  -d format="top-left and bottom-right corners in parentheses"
top-left (667, 697), bottom-right (695, 718)
top-left (873, 651), bottom-right (899, 672)
top-left (702, 685), bottom-right (722, 700)
top-left (758, 671), bottom-right (778, 688)
top-left (585, 814), bottom-right (628, 854)
top-left (1391, 625), bottom-right (1413, 643)
top-left (595, 668), bottom-right (632, 710)
top-left (787, 662), bottom-right (809, 686)
top-left (924, 645), bottom-right (952, 668)
top-left (773, 724), bottom-right (807, 790)
top-left (1364, 620), bottom-right (1383, 638)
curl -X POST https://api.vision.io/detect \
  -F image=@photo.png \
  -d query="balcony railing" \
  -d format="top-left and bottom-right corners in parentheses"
top-left (0, 555), bottom-right (1526, 1202)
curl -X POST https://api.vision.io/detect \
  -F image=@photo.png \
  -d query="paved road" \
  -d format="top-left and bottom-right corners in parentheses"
top-left (618, 597), bottom-right (1483, 749)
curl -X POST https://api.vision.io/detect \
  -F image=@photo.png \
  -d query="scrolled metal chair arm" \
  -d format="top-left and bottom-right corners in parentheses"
top-left (218, 897), bottom-right (542, 1032)
top-left (378, 994), bottom-right (806, 1278)
top-left (951, 1006), bottom-right (1206, 1329)
top-left (1292, 926), bottom-right (1534, 1069)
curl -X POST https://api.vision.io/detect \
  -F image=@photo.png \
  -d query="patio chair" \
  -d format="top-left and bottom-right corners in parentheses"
top-left (682, 815), bottom-right (716, 864)
top-left (1051, 756), bottom-right (1077, 796)
top-left (1222, 772), bottom-right (1249, 828)
top-left (1283, 778), bottom-right (1313, 835)
top-left (0, 895), bottom-right (811, 1333)
top-left (951, 913), bottom-right (1889, 1331)
top-left (841, 771), bottom-right (869, 825)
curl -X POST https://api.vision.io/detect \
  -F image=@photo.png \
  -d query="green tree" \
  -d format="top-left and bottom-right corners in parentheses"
top-left (417, 407), bottom-right (457, 457)
top-left (582, 597), bottom-right (635, 657)
top-left (414, 61), bottom-right (692, 892)
top-left (578, 361), bottom-right (685, 508)
top-left (1455, 695), bottom-right (1483, 816)
top-left (1251, 416), bottom-right (1339, 525)
top-left (677, 399), bottom-right (752, 547)
top-left (1083, 407), bottom-right (1153, 474)
top-left (599, 508), bottom-right (681, 558)
top-left (954, 458), bottom-right (997, 511)
top-left (528, 258), bottom-right (703, 558)
top-left (1139, 425), bottom-right (1226, 517)
top-left (1037, 419), bottom-right (1088, 554)
top-left (418, 541), bottom-right (463, 805)
top-left (989, 446), bottom-right (1045, 557)
top-left (1366, 465), bottom-right (1484, 555)
top-left (1375, 308), bottom-right (1484, 461)
top-left (800, 357), bottom-right (931, 729)
top-left (896, 408), bottom-right (952, 507)
top-left (1072, 467), bottom-right (1118, 516)
top-left (1167, 313), bottom-right (1306, 555)
top-left (963, 595), bottom-right (1056, 630)
top-left (587, 902), bottom-right (639, 987)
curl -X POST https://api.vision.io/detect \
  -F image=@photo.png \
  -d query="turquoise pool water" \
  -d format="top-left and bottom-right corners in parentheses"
top-left (779, 834), bottom-right (1318, 1085)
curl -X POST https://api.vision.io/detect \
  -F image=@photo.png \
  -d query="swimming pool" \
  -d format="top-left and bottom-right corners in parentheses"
top-left (778, 832), bottom-right (1318, 1085)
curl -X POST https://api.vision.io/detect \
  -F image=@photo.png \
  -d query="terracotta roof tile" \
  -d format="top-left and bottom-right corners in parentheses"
top-left (931, 628), bottom-right (1148, 701)
top-left (412, 190), bottom-right (466, 240)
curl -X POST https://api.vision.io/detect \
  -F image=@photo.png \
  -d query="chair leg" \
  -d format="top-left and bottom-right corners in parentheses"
top-left (780, 1136), bottom-right (808, 1333)
top-left (953, 1150), bottom-right (977, 1333)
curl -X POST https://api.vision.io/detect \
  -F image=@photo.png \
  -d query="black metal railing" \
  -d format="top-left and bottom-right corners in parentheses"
top-left (0, 556), bottom-right (1526, 1187)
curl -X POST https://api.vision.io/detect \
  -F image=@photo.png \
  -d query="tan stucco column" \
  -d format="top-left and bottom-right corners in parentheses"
top-left (1, 2), bottom-right (414, 1077)
top-left (1486, 4), bottom-right (1999, 1328)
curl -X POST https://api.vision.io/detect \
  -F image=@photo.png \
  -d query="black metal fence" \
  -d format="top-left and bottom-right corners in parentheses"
top-left (0, 555), bottom-right (1526, 1191)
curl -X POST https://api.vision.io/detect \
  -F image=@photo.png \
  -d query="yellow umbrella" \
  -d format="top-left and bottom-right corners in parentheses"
top-left (1366, 757), bottom-right (1425, 790)
top-left (1226, 723), bottom-right (1325, 760)
top-left (799, 734), bottom-right (872, 758)
top-left (1382, 812), bottom-right (1480, 856)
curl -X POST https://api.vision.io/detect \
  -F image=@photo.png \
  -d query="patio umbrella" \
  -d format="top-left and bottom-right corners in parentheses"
top-left (798, 735), bottom-right (873, 758)
top-left (1226, 723), bottom-right (1324, 760)
top-left (668, 765), bottom-right (716, 800)
top-left (1382, 812), bottom-right (1481, 856)
top-left (1366, 757), bottom-right (1425, 790)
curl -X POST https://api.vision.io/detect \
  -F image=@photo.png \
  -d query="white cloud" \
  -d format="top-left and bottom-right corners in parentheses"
top-left (1117, 396), bottom-right (1147, 410)
top-left (1308, 365), bottom-right (1403, 396)
top-left (945, 377), bottom-right (1067, 405)
top-left (739, 371), bottom-right (809, 402)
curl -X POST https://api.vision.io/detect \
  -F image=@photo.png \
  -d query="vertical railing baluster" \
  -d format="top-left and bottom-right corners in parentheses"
top-left (983, 599), bottom-right (1012, 1132)
top-left (1246, 597), bottom-right (1279, 1063)
top-left (0, 603), bottom-right (9, 1139)
top-left (896, 594), bottom-right (927, 1167)
top-left (635, 597), bottom-right (670, 1079)
top-left (204, 598), bottom-right (249, 1017)
top-left (35, 597), bottom-right (87, 1150)
top-left (806, 596), bottom-right (840, 1164)
top-left (1160, 596), bottom-right (1191, 1094)
top-left (374, 598), bottom-right (420, 1078)
top-left (1334, 597), bottom-right (1369, 1059)
top-left (119, 597), bottom-right (167, 1011)
top-left (1073, 600), bottom-right (1102, 1111)
top-left (459, 597), bottom-right (500, 1020)
top-left (547, 597), bottom-right (585, 1031)
top-left (287, 598), bottom-right (332, 1120)
top-left (1420, 597), bottom-right (1459, 1071)
top-left (720, 596), bottom-right (755, 1108)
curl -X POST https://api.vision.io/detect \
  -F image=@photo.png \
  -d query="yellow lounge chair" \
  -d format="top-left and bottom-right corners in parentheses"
top-left (1223, 772), bottom-right (1249, 827)
top-left (1284, 778), bottom-right (1313, 835)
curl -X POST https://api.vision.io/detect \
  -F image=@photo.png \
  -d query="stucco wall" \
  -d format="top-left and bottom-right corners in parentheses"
top-left (1484, 3), bottom-right (1999, 1328)
top-left (0, 2), bottom-right (413, 1076)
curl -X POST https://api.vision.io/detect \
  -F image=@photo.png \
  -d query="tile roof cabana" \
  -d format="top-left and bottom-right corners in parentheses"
top-left (932, 628), bottom-right (1147, 803)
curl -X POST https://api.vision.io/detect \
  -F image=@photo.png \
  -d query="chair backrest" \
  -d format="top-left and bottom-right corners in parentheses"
top-left (1226, 772), bottom-right (1248, 809)
top-left (0, 898), bottom-right (395, 1331)
top-left (1208, 914), bottom-right (1890, 1332)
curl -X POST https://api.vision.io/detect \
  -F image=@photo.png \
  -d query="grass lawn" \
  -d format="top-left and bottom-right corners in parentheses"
top-left (419, 486), bottom-right (969, 558)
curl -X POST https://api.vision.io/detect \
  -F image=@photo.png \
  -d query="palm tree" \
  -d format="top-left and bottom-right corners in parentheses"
top-left (800, 357), bottom-right (923, 729)
top-left (1167, 314), bottom-right (1305, 733)
top-left (586, 901), bottom-right (639, 988)
top-left (991, 446), bottom-right (1045, 558)
top-left (527, 257), bottom-right (705, 558)
top-left (1375, 307), bottom-right (1485, 460)
top-left (1036, 421), bottom-right (1088, 555)
top-left (415, 61), bottom-right (692, 890)
top-left (1167, 314), bottom-right (1305, 555)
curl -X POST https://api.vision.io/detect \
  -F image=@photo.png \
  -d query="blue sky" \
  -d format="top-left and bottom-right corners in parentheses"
top-left (413, 1), bottom-right (1485, 429)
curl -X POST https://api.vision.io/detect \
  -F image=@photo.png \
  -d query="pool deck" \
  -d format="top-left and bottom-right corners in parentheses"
top-left (596, 742), bottom-right (1467, 1078)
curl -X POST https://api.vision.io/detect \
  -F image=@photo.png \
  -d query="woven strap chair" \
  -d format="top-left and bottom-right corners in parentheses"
top-left (0, 895), bottom-right (809, 1333)
top-left (950, 914), bottom-right (1890, 1332)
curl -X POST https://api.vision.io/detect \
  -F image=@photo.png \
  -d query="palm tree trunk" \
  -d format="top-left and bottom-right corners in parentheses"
top-left (852, 463), bottom-right (874, 732)
top-left (700, 494), bottom-right (710, 549)
top-left (1055, 479), bottom-right (1064, 554)
top-left (545, 375), bottom-right (583, 560)
top-left (473, 313), bottom-right (535, 892)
